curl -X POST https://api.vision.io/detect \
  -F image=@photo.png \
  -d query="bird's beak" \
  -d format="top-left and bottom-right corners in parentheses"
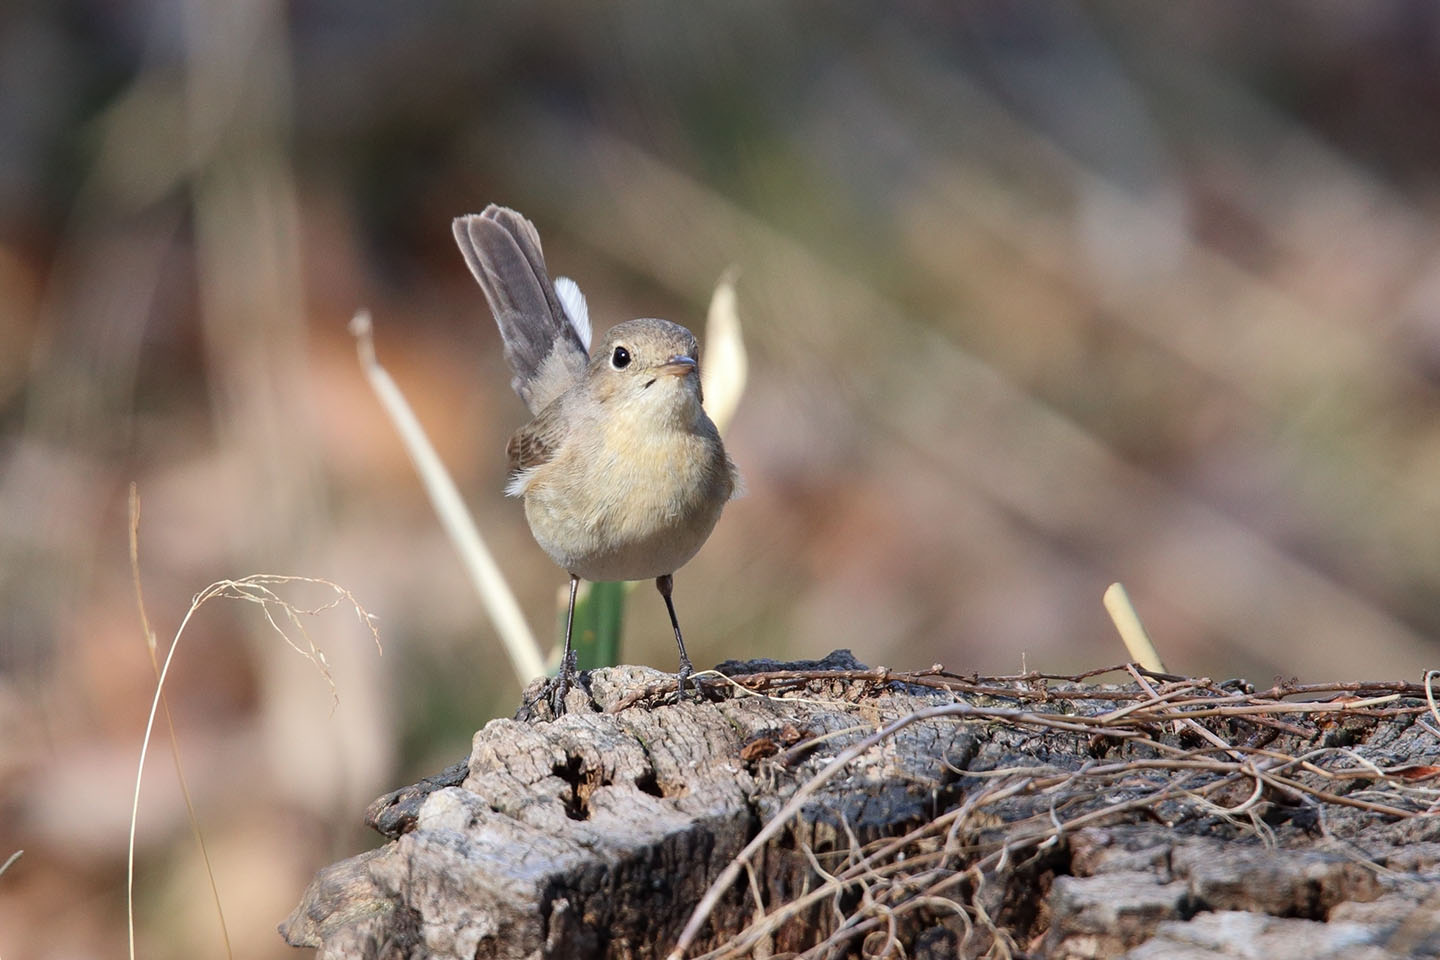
top-left (657, 354), bottom-right (698, 377)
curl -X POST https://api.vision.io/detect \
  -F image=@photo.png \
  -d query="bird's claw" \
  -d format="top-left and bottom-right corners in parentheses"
top-left (548, 648), bottom-right (579, 716)
top-left (673, 657), bottom-right (695, 703)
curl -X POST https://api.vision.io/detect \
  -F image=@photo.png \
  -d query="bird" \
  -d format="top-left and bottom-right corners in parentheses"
top-left (452, 205), bottom-right (739, 710)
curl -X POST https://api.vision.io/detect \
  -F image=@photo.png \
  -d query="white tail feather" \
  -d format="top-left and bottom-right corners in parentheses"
top-left (554, 277), bottom-right (592, 352)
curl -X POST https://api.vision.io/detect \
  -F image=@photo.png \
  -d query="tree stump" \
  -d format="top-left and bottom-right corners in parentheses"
top-left (281, 651), bottom-right (1440, 958)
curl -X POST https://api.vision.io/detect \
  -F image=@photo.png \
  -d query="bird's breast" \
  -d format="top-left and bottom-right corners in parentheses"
top-left (521, 419), bottom-right (731, 581)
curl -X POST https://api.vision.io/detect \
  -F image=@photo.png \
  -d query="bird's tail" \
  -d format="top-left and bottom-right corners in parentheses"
top-left (453, 206), bottom-right (590, 413)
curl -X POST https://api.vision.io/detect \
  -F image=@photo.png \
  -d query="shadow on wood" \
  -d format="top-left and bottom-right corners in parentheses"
top-left (281, 651), bottom-right (1440, 958)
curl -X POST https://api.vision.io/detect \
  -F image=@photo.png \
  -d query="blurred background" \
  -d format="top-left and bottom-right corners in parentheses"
top-left (4, 1), bottom-right (1440, 956)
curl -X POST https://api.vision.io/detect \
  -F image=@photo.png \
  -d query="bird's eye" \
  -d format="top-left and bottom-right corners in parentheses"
top-left (611, 346), bottom-right (631, 369)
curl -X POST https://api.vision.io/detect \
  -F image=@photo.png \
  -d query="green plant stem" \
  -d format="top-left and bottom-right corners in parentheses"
top-left (566, 581), bottom-right (625, 670)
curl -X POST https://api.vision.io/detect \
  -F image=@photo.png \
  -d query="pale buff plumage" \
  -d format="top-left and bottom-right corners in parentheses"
top-left (506, 318), bottom-right (737, 582)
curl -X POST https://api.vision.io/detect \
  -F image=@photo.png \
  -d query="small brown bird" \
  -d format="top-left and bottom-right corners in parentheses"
top-left (452, 205), bottom-right (738, 708)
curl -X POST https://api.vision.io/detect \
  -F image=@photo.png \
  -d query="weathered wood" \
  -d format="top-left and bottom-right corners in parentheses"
top-left (281, 652), bottom-right (1440, 959)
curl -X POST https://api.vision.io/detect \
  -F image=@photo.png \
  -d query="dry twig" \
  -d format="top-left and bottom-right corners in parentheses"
top-left (668, 662), bottom-right (1439, 959)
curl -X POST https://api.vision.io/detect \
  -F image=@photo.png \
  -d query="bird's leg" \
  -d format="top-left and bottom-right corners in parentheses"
top-left (552, 573), bottom-right (581, 713)
top-left (656, 574), bottom-right (694, 698)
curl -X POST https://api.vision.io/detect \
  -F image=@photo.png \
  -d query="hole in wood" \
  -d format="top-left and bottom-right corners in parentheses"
top-left (634, 769), bottom-right (664, 798)
top-left (553, 756), bottom-right (590, 821)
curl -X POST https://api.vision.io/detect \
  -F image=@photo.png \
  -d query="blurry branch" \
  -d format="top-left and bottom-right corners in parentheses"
top-left (127, 486), bottom-right (233, 960)
top-left (126, 573), bottom-right (380, 960)
top-left (0, 850), bottom-right (21, 879)
top-left (349, 311), bottom-right (545, 685)
top-left (1103, 582), bottom-right (1167, 674)
top-left (701, 268), bottom-right (747, 437)
top-left (1425, 671), bottom-right (1440, 735)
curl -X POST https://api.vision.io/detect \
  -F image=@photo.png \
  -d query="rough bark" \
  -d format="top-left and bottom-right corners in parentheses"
top-left (281, 651), bottom-right (1440, 959)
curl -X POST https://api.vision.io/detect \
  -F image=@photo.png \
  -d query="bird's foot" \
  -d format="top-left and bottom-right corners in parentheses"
top-left (673, 656), bottom-right (695, 703)
top-left (549, 648), bottom-right (579, 716)
top-left (514, 650), bottom-right (582, 722)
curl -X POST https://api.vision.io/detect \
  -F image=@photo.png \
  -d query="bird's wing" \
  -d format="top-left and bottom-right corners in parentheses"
top-left (453, 206), bottom-right (590, 414)
top-left (505, 401), bottom-right (566, 474)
